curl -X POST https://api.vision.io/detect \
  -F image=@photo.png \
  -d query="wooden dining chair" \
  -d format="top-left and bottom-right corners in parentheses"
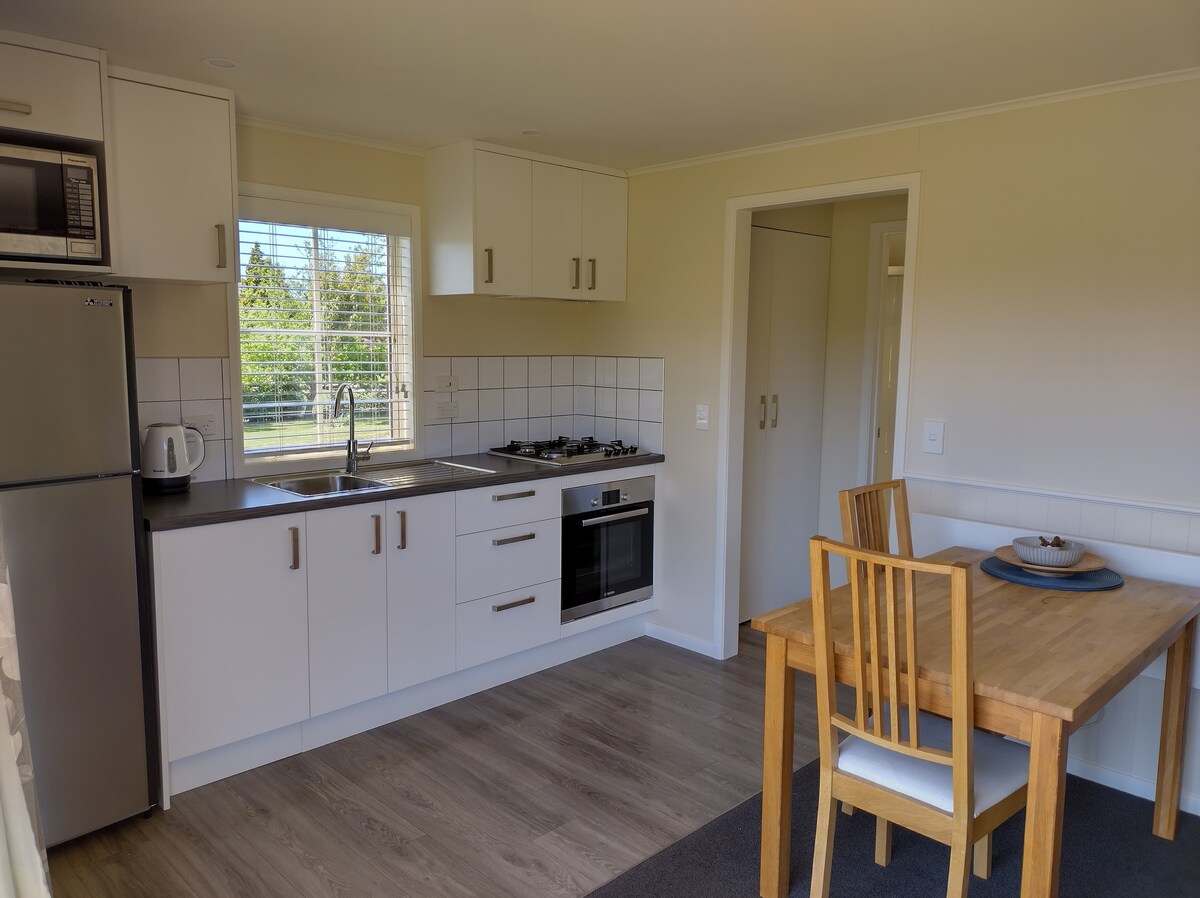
top-left (807, 537), bottom-right (1029, 898)
top-left (839, 478), bottom-right (913, 556)
top-left (835, 480), bottom-right (911, 829)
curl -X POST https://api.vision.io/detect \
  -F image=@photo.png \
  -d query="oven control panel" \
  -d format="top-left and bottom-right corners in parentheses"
top-left (562, 475), bottom-right (655, 516)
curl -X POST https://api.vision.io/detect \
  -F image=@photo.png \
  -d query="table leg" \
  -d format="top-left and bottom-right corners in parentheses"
top-left (760, 633), bottom-right (795, 898)
top-left (1021, 713), bottom-right (1068, 898)
top-left (1154, 616), bottom-right (1196, 839)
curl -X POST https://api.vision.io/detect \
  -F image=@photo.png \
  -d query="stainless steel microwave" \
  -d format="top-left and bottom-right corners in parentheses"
top-left (0, 143), bottom-right (103, 264)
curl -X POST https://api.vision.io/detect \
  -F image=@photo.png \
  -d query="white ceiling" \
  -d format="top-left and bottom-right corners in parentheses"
top-left (7, 0), bottom-right (1199, 171)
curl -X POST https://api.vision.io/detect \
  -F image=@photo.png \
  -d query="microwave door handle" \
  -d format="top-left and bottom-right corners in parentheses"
top-left (580, 507), bottom-right (650, 527)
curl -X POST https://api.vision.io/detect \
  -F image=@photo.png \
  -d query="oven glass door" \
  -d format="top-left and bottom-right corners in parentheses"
top-left (562, 501), bottom-right (653, 623)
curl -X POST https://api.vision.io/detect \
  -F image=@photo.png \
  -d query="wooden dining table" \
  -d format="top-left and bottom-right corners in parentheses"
top-left (751, 546), bottom-right (1200, 898)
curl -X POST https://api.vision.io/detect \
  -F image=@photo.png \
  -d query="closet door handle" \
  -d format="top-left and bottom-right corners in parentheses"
top-left (396, 510), bottom-right (408, 550)
top-left (758, 395), bottom-right (767, 430)
top-left (588, 258), bottom-right (597, 290)
top-left (371, 514), bottom-right (382, 555)
top-left (288, 526), bottom-right (301, 570)
top-left (770, 394), bottom-right (779, 428)
top-left (484, 247), bottom-right (494, 284)
top-left (215, 224), bottom-right (227, 269)
top-left (572, 257), bottom-right (581, 290)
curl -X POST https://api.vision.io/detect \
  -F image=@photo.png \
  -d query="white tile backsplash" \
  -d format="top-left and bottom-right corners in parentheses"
top-left (595, 357), bottom-right (617, 387)
top-left (528, 356), bottom-right (551, 387)
top-left (179, 358), bottom-right (223, 400)
top-left (617, 357), bottom-right (640, 388)
top-left (451, 356), bottom-right (479, 390)
top-left (451, 423), bottom-right (480, 456)
top-left (528, 386), bottom-right (552, 418)
top-left (573, 386), bottom-right (596, 415)
top-left (639, 357), bottom-right (665, 390)
top-left (136, 358), bottom-right (181, 402)
top-left (552, 356), bottom-right (574, 386)
top-left (136, 357), bottom-right (233, 473)
top-left (503, 356), bottom-right (528, 387)
top-left (573, 356), bottom-right (596, 386)
top-left (552, 385), bottom-right (574, 416)
top-left (478, 356), bottom-right (504, 388)
top-left (478, 389), bottom-right (504, 421)
top-left (503, 387), bottom-right (528, 419)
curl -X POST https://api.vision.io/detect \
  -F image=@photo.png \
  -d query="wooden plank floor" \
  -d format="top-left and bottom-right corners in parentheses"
top-left (49, 626), bottom-right (821, 898)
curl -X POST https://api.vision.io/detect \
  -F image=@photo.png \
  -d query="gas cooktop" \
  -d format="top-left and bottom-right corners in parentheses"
top-left (488, 437), bottom-right (650, 467)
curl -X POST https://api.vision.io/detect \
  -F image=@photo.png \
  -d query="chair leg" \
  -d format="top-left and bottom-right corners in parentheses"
top-left (810, 774), bottom-right (837, 898)
top-left (972, 831), bottom-right (992, 879)
top-left (874, 818), bottom-right (893, 867)
top-left (946, 830), bottom-right (971, 898)
top-left (841, 801), bottom-right (855, 816)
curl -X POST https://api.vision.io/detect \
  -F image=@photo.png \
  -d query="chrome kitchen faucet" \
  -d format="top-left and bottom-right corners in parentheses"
top-left (333, 383), bottom-right (372, 473)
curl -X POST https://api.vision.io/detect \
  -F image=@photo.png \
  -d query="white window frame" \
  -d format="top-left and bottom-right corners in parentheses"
top-left (229, 182), bottom-right (423, 479)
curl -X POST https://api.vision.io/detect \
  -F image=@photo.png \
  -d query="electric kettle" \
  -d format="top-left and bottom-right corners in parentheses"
top-left (141, 423), bottom-right (206, 492)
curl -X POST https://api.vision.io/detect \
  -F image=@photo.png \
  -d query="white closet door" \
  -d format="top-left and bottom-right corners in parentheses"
top-left (740, 227), bottom-right (830, 621)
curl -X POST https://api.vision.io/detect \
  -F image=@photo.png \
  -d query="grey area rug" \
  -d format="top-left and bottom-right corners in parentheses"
top-left (586, 758), bottom-right (1200, 897)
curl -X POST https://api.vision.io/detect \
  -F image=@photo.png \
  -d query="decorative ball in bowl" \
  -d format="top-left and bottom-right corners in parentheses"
top-left (1012, 536), bottom-right (1086, 567)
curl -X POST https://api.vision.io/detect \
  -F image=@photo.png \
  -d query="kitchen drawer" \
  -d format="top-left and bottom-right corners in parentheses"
top-left (456, 581), bottom-right (560, 670)
top-left (455, 479), bottom-right (560, 534)
top-left (456, 518), bottom-right (560, 602)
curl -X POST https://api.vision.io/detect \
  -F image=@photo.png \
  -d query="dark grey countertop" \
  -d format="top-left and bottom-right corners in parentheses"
top-left (142, 452), bottom-right (664, 531)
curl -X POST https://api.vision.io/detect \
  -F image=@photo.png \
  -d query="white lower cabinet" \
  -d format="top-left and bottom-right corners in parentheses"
top-left (306, 501), bottom-right (388, 717)
top-left (456, 581), bottom-right (561, 669)
top-left (455, 517), bottom-right (560, 602)
top-left (386, 492), bottom-right (456, 691)
top-left (154, 514), bottom-right (309, 761)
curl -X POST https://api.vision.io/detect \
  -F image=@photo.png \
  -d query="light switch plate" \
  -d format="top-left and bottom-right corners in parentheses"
top-left (695, 403), bottom-right (710, 431)
top-left (922, 420), bottom-right (945, 454)
top-left (434, 374), bottom-right (458, 392)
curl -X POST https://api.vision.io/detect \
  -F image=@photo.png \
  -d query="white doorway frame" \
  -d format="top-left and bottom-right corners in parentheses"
top-left (712, 174), bottom-right (921, 659)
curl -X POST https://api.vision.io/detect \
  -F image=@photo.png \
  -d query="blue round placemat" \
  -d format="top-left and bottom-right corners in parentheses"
top-left (981, 555), bottom-right (1124, 591)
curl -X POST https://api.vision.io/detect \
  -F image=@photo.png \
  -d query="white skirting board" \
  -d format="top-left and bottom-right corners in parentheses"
top-left (913, 511), bottom-right (1200, 817)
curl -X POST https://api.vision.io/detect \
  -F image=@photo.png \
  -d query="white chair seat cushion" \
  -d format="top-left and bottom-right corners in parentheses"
top-left (836, 711), bottom-right (1029, 816)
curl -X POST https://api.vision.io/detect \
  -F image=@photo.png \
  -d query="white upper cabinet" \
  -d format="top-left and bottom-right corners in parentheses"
top-left (107, 71), bottom-right (237, 283)
top-left (0, 36), bottom-right (105, 140)
top-left (532, 163), bottom-right (627, 301)
top-left (426, 143), bottom-right (532, 296)
top-left (426, 141), bottom-right (627, 301)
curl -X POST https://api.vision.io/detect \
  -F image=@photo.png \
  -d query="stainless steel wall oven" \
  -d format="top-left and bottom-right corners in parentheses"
top-left (561, 475), bottom-right (654, 623)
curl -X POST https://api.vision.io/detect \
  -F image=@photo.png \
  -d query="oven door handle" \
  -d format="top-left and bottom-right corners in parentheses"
top-left (580, 507), bottom-right (650, 527)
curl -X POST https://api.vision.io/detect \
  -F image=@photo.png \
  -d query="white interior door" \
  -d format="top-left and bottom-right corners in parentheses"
top-left (740, 227), bottom-right (831, 621)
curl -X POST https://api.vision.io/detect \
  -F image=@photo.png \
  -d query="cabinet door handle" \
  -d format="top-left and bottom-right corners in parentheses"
top-left (396, 510), bottom-right (408, 550)
top-left (0, 100), bottom-right (33, 116)
top-left (215, 223), bottom-right (227, 269)
top-left (492, 595), bottom-right (536, 613)
top-left (492, 532), bottom-right (536, 547)
top-left (288, 526), bottom-right (301, 570)
top-left (484, 247), bottom-right (494, 284)
top-left (371, 514), bottom-right (382, 555)
top-left (588, 258), bottom-right (597, 291)
top-left (770, 394), bottom-right (779, 428)
top-left (491, 489), bottom-right (535, 502)
top-left (571, 257), bottom-right (581, 290)
top-left (758, 395), bottom-right (767, 430)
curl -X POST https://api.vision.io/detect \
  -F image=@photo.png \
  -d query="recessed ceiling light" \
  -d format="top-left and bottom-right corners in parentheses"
top-left (203, 57), bottom-right (240, 69)
top-left (521, 129), bottom-right (544, 137)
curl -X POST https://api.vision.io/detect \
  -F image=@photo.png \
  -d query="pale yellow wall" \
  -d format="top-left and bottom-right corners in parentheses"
top-left (133, 124), bottom-right (581, 358)
top-left (584, 78), bottom-right (1198, 643)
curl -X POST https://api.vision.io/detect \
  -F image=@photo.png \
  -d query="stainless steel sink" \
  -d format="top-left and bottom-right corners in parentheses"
top-left (253, 472), bottom-right (390, 496)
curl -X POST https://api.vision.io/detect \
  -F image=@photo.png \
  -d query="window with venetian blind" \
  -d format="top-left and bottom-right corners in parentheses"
top-left (233, 186), bottom-right (418, 470)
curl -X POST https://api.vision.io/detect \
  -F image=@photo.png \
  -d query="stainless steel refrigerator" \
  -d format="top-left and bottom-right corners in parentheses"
top-left (0, 281), bottom-right (155, 846)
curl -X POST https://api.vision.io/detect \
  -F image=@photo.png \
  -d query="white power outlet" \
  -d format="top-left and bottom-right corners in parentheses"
top-left (188, 413), bottom-right (218, 436)
top-left (436, 401), bottom-right (460, 419)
